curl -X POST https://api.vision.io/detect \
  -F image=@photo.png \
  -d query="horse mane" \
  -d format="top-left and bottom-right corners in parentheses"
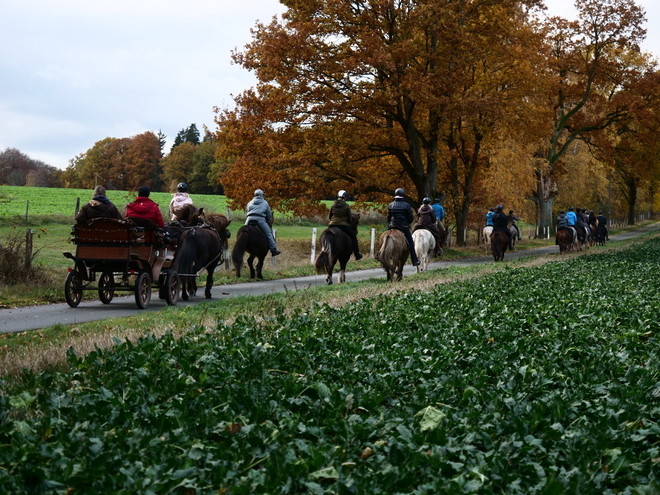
top-left (174, 204), bottom-right (199, 224)
top-left (203, 212), bottom-right (231, 231)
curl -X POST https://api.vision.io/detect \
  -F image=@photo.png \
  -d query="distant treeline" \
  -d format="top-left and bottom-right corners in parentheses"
top-left (0, 148), bottom-right (64, 188)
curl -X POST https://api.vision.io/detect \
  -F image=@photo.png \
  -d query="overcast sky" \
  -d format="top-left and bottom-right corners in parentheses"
top-left (1, 0), bottom-right (658, 171)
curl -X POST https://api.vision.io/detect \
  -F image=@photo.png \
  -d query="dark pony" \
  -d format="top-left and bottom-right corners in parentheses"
top-left (556, 228), bottom-right (573, 254)
top-left (375, 229), bottom-right (409, 281)
top-left (232, 223), bottom-right (270, 279)
top-left (172, 223), bottom-right (225, 300)
top-left (315, 213), bottom-right (360, 285)
top-left (490, 230), bottom-right (509, 261)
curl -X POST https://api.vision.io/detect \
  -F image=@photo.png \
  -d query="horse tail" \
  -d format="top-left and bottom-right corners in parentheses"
top-left (315, 232), bottom-right (333, 274)
top-left (173, 229), bottom-right (196, 276)
top-left (378, 234), bottom-right (396, 272)
top-left (232, 227), bottom-right (249, 275)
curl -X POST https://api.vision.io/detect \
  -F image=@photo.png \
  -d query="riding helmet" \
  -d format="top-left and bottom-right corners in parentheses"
top-left (568, 206), bottom-right (574, 210)
top-left (509, 209), bottom-right (514, 214)
top-left (394, 188), bottom-right (405, 197)
top-left (560, 210), bottom-right (565, 214)
top-left (423, 197), bottom-right (431, 204)
top-left (254, 189), bottom-right (264, 197)
top-left (496, 204), bottom-right (503, 211)
top-left (177, 182), bottom-right (188, 193)
top-left (338, 190), bottom-right (347, 199)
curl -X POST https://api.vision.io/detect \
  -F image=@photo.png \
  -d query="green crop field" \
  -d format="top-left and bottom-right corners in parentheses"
top-left (1, 237), bottom-right (659, 493)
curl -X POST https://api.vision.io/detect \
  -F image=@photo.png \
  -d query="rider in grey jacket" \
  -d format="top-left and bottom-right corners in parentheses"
top-left (246, 189), bottom-right (281, 256)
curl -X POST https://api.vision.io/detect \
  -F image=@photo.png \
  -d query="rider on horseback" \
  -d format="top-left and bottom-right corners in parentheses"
top-left (329, 190), bottom-right (363, 260)
top-left (432, 198), bottom-right (445, 232)
top-left (413, 197), bottom-right (444, 257)
top-left (556, 210), bottom-right (575, 243)
top-left (245, 189), bottom-right (281, 256)
top-left (387, 188), bottom-right (420, 267)
top-left (566, 206), bottom-right (585, 242)
top-left (492, 205), bottom-right (512, 247)
top-left (596, 211), bottom-right (609, 241)
top-left (508, 209), bottom-right (522, 243)
top-left (169, 182), bottom-right (194, 221)
top-left (485, 208), bottom-right (495, 227)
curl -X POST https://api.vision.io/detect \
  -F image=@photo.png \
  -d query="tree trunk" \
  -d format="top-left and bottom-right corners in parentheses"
top-left (531, 164), bottom-right (557, 237)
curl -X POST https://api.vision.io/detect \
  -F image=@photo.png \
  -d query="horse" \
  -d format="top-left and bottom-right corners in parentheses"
top-left (232, 223), bottom-right (270, 279)
top-left (172, 225), bottom-right (223, 300)
top-left (596, 223), bottom-right (607, 246)
top-left (490, 229), bottom-right (509, 261)
top-left (412, 229), bottom-right (434, 272)
top-left (509, 224), bottom-right (519, 250)
top-left (555, 228), bottom-right (573, 254)
top-left (375, 229), bottom-right (409, 281)
top-left (482, 226), bottom-right (493, 251)
top-left (314, 213), bottom-right (360, 285)
top-left (173, 204), bottom-right (201, 225)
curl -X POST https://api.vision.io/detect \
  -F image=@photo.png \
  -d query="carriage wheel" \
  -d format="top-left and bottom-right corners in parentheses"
top-left (65, 270), bottom-right (83, 308)
top-left (98, 271), bottom-right (115, 304)
top-left (164, 270), bottom-right (180, 306)
top-left (134, 272), bottom-right (152, 309)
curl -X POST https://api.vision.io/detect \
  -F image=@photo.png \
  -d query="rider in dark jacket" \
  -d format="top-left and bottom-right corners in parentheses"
top-left (329, 190), bottom-right (363, 260)
top-left (492, 205), bottom-right (512, 248)
top-left (413, 197), bottom-right (443, 256)
top-left (387, 188), bottom-right (420, 266)
top-left (75, 185), bottom-right (123, 224)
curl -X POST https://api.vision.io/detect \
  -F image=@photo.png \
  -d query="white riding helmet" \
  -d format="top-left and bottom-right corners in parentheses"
top-left (338, 190), bottom-right (347, 199)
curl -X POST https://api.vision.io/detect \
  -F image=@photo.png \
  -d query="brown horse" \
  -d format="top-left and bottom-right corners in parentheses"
top-left (556, 228), bottom-right (573, 254)
top-left (173, 204), bottom-right (201, 225)
top-left (231, 223), bottom-right (270, 279)
top-left (375, 229), bottom-right (409, 281)
top-left (315, 213), bottom-right (360, 285)
top-left (490, 229), bottom-right (509, 261)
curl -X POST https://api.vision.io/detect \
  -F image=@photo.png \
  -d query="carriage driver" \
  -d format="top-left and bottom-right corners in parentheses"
top-left (387, 188), bottom-right (420, 266)
top-left (169, 182), bottom-right (194, 221)
top-left (492, 205), bottom-right (512, 247)
top-left (126, 186), bottom-right (165, 228)
top-left (245, 189), bottom-right (281, 256)
top-left (329, 190), bottom-right (363, 260)
top-left (75, 185), bottom-right (123, 224)
top-left (413, 197), bottom-right (443, 257)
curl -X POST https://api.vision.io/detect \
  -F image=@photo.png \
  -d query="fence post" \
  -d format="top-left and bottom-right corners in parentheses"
top-left (370, 228), bottom-right (376, 257)
top-left (226, 206), bottom-right (230, 218)
top-left (25, 228), bottom-right (33, 268)
top-left (447, 227), bottom-right (453, 248)
top-left (25, 200), bottom-right (29, 222)
top-left (271, 229), bottom-right (277, 267)
top-left (310, 228), bottom-right (317, 264)
top-left (74, 197), bottom-right (80, 217)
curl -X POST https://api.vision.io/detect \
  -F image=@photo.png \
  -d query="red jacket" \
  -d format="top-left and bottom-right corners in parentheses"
top-left (125, 197), bottom-right (164, 228)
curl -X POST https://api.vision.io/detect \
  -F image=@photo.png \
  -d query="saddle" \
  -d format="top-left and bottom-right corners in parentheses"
top-left (247, 220), bottom-right (259, 227)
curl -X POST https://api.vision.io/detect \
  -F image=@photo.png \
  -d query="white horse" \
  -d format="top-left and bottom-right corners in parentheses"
top-left (412, 229), bottom-right (435, 272)
top-left (482, 226), bottom-right (493, 251)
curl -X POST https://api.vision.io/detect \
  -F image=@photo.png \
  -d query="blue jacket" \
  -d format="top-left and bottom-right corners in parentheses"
top-left (566, 210), bottom-right (577, 226)
top-left (485, 211), bottom-right (494, 226)
top-left (432, 203), bottom-right (445, 221)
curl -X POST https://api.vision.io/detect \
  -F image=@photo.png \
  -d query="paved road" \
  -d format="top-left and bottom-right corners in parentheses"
top-left (2, 223), bottom-right (659, 334)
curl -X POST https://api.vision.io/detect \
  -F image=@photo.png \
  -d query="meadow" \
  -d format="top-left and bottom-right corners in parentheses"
top-left (0, 234), bottom-right (659, 493)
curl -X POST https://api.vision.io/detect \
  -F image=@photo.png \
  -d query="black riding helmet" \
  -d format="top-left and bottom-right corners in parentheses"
top-left (177, 182), bottom-right (188, 193)
top-left (395, 188), bottom-right (405, 197)
top-left (423, 197), bottom-right (431, 204)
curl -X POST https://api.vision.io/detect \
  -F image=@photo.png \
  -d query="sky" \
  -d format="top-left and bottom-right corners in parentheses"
top-left (1, 0), bottom-right (658, 171)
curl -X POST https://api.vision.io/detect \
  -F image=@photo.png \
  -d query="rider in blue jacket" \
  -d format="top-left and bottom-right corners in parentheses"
top-left (566, 207), bottom-right (583, 242)
top-left (485, 208), bottom-right (495, 227)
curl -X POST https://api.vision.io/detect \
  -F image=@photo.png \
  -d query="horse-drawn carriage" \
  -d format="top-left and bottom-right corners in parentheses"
top-left (63, 218), bottom-right (181, 309)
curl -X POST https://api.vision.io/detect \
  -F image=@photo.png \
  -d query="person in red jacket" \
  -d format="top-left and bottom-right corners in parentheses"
top-left (125, 186), bottom-right (164, 228)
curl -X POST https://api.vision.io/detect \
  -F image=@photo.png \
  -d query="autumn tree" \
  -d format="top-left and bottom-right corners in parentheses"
top-left (530, 0), bottom-right (647, 233)
top-left (159, 142), bottom-right (197, 191)
top-left (215, 0), bottom-right (545, 229)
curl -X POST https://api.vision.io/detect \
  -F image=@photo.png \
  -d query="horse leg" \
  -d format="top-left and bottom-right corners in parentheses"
top-left (338, 258), bottom-right (347, 284)
top-left (205, 263), bottom-right (218, 299)
top-left (255, 255), bottom-right (265, 280)
top-left (181, 279), bottom-right (189, 301)
top-left (247, 254), bottom-right (257, 278)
